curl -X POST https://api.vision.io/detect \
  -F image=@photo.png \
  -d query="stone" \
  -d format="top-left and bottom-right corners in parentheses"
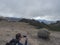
top-left (37, 28), bottom-right (50, 39)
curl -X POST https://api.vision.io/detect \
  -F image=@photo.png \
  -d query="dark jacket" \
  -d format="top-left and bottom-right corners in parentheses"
top-left (6, 39), bottom-right (27, 45)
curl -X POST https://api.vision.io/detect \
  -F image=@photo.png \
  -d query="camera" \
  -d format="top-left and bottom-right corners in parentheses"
top-left (23, 35), bottom-right (27, 38)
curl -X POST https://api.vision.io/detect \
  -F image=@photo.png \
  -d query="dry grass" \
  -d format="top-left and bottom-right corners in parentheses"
top-left (0, 21), bottom-right (60, 45)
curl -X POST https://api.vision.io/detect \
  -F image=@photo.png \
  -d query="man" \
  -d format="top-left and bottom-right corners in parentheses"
top-left (6, 33), bottom-right (28, 45)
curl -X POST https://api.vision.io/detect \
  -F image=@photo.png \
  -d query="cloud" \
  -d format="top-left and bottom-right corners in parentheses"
top-left (0, 0), bottom-right (60, 21)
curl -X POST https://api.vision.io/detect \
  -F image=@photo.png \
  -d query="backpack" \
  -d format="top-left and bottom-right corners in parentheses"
top-left (6, 38), bottom-right (27, 45)
top-left (6, 39), bottom-right (18, 45)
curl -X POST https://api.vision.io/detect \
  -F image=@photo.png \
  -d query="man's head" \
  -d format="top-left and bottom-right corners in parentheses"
top-left (16, 33), bottom-right (22, 40)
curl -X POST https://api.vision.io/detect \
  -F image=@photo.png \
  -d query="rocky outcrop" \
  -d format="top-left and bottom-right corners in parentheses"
top-left (37, 28), bottom-right (50, 39)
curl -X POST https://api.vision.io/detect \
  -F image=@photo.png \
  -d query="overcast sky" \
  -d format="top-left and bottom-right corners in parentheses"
top-left (0, 0), bottom-right (60, 21)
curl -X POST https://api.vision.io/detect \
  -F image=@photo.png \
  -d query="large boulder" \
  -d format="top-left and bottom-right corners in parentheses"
top-left (37, 28), bottom-right (50, 39)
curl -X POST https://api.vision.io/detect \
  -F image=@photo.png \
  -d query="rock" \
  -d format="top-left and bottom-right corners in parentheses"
top-left (37, 28), bottom-right (50, 39)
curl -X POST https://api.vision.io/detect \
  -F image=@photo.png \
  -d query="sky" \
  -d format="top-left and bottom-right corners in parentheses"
top-left (0, 0), bottom-right (60, 21)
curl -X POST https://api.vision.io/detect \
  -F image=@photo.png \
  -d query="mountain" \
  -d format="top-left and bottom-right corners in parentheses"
top-left (0, 16), bottom-right (56, 24)
top-left (0, 17), bottom-right (21, 22)
top-left (36, 19), bottom-right (56, 24)
top-left (5, 17), bottom-right (21, 22)
top-left (0, 16), bottom-right (60, 31)
top-left (48, 21), bottom-right (60, 31)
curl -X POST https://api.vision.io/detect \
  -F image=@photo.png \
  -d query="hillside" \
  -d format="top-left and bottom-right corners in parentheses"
top-left (0, 21), bottom-right (60, 45)
top-left (49, 21), bottom-right (60, 31)
top-left (0, 17), bottom-right (60, 31)
top-left (18, 18), bottom-right (60, 31)
top-left (0, 21), bottom-right (38, 45)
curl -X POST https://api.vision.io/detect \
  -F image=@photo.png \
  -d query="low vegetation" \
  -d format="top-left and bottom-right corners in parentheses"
top-left (48, 21), bottom-right (60, 31)
top-left (19, 18), bottom-right (60, 31)
top-left (0, 17), bottom-right (60, 31)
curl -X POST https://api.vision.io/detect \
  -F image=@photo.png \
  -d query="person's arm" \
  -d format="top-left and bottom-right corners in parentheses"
top-left (25, 38), bottom-right (28, 45)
